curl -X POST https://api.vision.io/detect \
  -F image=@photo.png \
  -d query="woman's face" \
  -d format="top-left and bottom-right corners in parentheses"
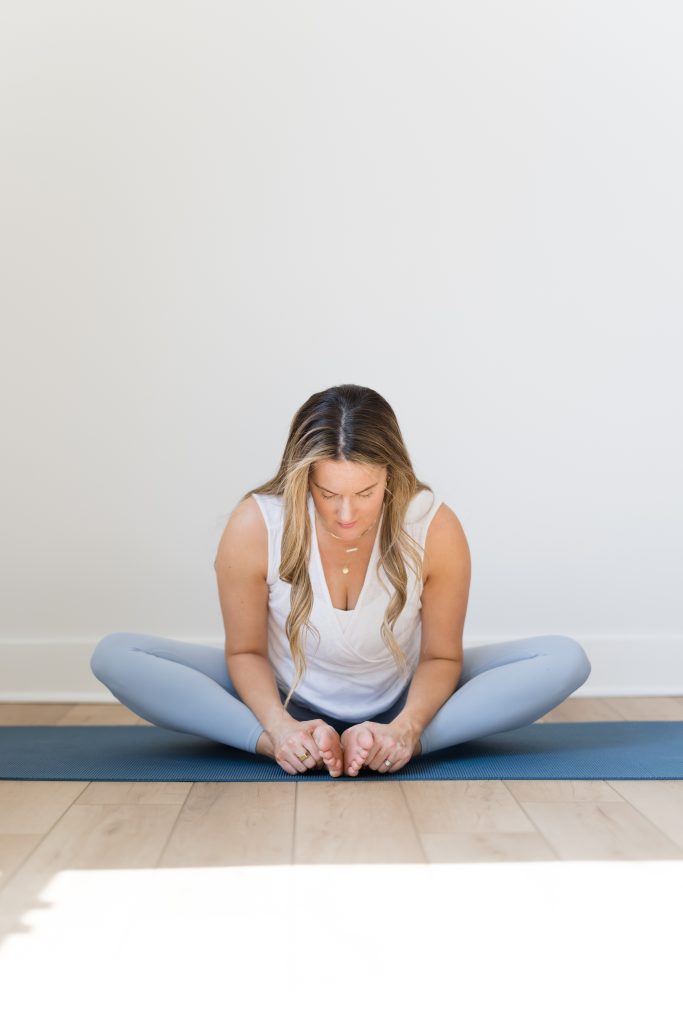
top-left (309, 459), bottom-right (388, 537)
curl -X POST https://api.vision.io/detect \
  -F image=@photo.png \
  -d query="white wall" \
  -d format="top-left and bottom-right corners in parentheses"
top-left (1, 1), bottom-right (681, 699)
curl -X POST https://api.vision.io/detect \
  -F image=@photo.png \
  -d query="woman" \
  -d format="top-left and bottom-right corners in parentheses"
top-left (90, 383), bottom-right (592, 777)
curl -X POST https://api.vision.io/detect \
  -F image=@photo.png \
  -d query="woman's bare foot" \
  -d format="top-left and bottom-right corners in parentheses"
top-left (341, 724), bottom-right (422, 775)
top-left (341, 724), bottom-right (375, 775)
top-left (311, 722), bottom-right (344, 777)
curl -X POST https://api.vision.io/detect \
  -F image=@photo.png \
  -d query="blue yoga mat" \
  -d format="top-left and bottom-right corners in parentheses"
top-left (0, 722), bottom-right (681, 780)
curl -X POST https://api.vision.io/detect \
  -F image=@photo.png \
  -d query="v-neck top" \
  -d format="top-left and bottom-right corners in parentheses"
top-left (250, 488), bottom-right (443, 721)
top-left (334, 607), bottom-right (354, 634)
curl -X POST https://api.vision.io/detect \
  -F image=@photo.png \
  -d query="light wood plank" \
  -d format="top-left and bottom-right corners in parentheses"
top-left (0, 781), bottom-right (89, 894)
top-left (604, 697), bottom-right (683, 720)
top-left (0, 835), bottom-right (45, 889)
top-left (295, 780), bottom-right (425, 863)
top-left (402, 779), bottom-right (536, 834)
top-left (420, 830), bottom-right (558, 862)
top-left (539, 696), bottom-right (628, 722)
top-left (606, 780), bottom-right (683, 850)
top-left (518, 799), bottom-right (683, 860)
top-left (505, 780), bottom-right (624, 803)
top-left (3, 802), bottom-right (182, 875)
top-left (57, 704), bottom-right (147, 725)
top-left (0, 704), bottom-right (75, 725)
top-left (0, 802), bottom-right (184, 930)
top-left (0, 781), bottom-right (89, 833)
top-left (159, 782), bottom-right (296, 866)
top-left (75, 781), bottom-right (191, 805)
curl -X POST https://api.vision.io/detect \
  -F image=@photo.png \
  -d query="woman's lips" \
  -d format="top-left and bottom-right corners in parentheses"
top-left (338, 521), bottom-right (357, 528)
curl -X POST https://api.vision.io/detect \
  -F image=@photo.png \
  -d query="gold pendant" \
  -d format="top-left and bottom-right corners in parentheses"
top-left (342, 567), bottom-right (350, 574)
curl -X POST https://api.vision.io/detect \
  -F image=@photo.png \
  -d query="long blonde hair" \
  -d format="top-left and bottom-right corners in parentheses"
top-left (237, 384), bottom-right (434, 711)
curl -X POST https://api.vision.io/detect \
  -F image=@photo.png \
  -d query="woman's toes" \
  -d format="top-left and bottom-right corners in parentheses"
top-left (355, 728), bottom-right (374, 768)
top-left (346, 726), bottom-right (374, 774)
top-left (313, 724), bottom-right (343, 775)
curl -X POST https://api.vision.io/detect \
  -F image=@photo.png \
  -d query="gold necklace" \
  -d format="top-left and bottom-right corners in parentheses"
top-left (313, 482), bottom-right (389, 575)
top-left (318, 516), bottom-right (378, 574)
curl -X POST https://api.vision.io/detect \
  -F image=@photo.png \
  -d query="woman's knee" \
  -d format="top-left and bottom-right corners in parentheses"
top-left (89, 631), bottom-right (140, 684)
top-left (543, 634), bottom-right (592, 693)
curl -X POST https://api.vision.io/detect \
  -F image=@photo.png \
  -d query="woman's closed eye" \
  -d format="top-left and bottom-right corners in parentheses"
top-left (322, 493), bottom-right (372, 501)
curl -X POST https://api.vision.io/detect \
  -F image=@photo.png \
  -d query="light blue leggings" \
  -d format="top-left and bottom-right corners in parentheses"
top-left (89, 632), bottom-right (591, 758)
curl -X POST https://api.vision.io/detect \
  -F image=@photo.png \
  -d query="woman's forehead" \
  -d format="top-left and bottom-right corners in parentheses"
top-left (312, 459), bottom-right (386, 487)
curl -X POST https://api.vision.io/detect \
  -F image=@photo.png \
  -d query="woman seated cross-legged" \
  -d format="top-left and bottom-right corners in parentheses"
top-left (90, 383), bottom-right (592, 777)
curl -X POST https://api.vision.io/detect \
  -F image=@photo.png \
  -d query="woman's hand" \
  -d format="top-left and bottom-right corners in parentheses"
top-left (268, 718), bottom-right (327, 775)
top-left (341, 719), bottom-right (422, 775)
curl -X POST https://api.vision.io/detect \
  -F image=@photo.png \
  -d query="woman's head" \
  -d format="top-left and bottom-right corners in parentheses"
top-left (241, 384), bottom-right (433, 709)
top-left (309, 458), bottom-right (388, 538)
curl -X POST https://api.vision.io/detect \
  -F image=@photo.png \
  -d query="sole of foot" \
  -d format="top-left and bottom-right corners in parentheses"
top-left (342, 724), bottom-right (375, 775)
top-left (311, 722), bottom-right (344, 777)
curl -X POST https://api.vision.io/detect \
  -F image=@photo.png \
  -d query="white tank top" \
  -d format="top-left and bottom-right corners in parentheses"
top-left (250, 488), bottom-right (443, 720)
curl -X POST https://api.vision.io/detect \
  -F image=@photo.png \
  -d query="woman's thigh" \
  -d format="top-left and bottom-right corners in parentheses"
top-left (104, 636), bottom-right (372, 732)
top-left (360, 637), bottom-right (543, 726)
top-left (456, 634), bottom-right (571, 687)
top-left (93, 631), bottom-right (238, 694)
top-left (371, 633), bottom-right (591, 723)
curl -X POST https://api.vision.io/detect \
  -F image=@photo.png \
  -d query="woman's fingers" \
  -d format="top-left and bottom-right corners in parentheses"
top-left (376, 751), bottom-right (399, 772)
top-left (287, 725), bottom-right (325, 773)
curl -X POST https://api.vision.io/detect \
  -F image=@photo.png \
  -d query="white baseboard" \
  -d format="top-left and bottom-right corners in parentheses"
top-left (0, 633), bottom-right (682, 702)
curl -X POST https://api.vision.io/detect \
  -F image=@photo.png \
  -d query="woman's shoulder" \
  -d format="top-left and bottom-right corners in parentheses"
top-left (405, 488), bottom-right (442, 526)
top-left (214, 495), bottom-right (269, 578)
top-left (248, 491), bottom-right (284, 528)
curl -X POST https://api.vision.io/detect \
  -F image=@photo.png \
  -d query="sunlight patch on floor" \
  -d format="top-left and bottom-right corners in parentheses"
top-left (1, 861), bottom-right (680, 1022)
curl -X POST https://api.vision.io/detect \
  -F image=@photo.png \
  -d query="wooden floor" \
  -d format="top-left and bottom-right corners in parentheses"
top-left (1, 696), bottom-right (682, 887)
top-left (1, 692), bottom-right (683, 978)
top-left (3, 698), bottom-right (680, 1013)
